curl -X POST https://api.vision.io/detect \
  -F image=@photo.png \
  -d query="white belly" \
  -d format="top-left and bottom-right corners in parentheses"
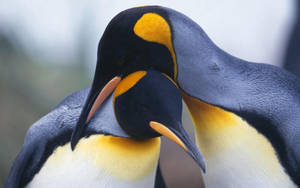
top-left (202, 138), bottom-right (296, 188)
top-left (26, 135), bottom-right (161, 188)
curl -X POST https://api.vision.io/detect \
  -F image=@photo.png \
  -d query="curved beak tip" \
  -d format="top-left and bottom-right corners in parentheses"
top-left (149, 121), bottom-right (206, 172)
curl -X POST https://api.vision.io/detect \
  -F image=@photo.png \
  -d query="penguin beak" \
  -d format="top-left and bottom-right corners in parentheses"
top-left (149, 121), bottom-right (206, 172)
top-left (71, 76), bottom-right (121, 150)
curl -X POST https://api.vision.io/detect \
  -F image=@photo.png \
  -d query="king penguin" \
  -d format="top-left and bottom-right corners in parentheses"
top-left (73, 5), bottom-right (300, 187)
top-left (5, 70), bottom-right (205, 188)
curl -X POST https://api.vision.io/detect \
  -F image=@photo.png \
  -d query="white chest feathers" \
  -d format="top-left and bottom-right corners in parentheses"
top-left (26, 135), bottom-right (161, 188)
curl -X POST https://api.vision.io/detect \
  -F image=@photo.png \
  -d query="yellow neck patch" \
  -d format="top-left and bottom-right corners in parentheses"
top-left (133, 13), bottom-right (177, 78)
top-left (182, 92), bottom-right (239, 156)
top-left (45, 135), bottom-right (161, 181)
top-left (113, 71), bottom-right (147, 100)
top-left (182, 92), bottom-right (238, 130)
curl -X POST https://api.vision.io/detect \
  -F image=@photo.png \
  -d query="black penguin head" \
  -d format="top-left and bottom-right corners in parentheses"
top-left (97, 6), bottom-right (175, 80)
top-left (113, 70), bottom-right (180, 139)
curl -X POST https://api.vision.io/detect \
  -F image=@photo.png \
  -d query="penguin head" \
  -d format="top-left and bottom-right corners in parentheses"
top-left (96, 6), bottom-right (176, 80)
top-left (113, 70), bottom-right (179, 140)
top-left (72, 70), bottom-right (205, 171)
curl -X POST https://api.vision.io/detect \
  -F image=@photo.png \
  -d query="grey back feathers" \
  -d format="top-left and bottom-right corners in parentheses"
top-left (164, 6), bottom-right (300, 185)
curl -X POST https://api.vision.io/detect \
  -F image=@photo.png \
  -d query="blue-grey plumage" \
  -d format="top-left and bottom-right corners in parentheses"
top-left (166, 7), bottom-right (300, 186)
top-left (5, 88), bottom-right (165, 188)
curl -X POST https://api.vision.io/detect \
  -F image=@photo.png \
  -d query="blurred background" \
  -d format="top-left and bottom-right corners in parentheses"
top-left (0, 0), bottom-right (299, 187)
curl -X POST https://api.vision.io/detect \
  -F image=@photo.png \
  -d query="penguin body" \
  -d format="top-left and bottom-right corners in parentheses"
top-left (169, 7), bottom-right (300, 185)
top-left (183, 95), bottom-right (297, 188)
top-left (80, 6), bottom-right (300, 186)
top-left (171, 7), bottom-right (300, 186)
top-left (6, 88), bottom-right (162, 188)
top-left (7, 70), bottom-right (205, 188)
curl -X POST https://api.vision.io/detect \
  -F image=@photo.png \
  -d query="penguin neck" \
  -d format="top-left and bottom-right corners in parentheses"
top-left (27, 135), bottom-right (161, 188)
top-left (182, 93), bottom-right (297, 187)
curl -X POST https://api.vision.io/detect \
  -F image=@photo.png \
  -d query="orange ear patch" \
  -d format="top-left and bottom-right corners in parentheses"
top-left (113, 71), bottom-right (147, 99)
top-left (134, 13), bottom-right (177, 79)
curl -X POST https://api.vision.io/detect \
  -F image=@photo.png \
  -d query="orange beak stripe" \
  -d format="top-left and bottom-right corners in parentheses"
top-left (149, 121), bottom-right (187, 151)
top-left (87, 76), bottom-right (121, 123)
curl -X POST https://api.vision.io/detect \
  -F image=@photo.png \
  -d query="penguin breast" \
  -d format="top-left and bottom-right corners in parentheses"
top-left (26, 135), bottom-right (161, 188)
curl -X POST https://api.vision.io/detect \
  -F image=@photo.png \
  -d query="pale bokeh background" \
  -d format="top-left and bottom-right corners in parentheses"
top-left (0, 0), bottom-right (298, 187)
